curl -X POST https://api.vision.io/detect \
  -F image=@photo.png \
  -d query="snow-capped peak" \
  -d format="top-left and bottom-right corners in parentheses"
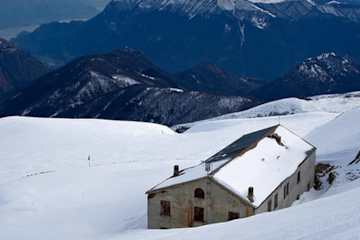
top-left (296, 52), bottom-right (359, 82)
top-left (316, 52), bottom-right (337, 60)
top-left (110, 0), bottom-right (276, 19)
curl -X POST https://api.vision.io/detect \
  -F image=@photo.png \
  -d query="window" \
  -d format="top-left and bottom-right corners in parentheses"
top-left (284, 182), bottom-right (290, 199)
top-left (194, 207), bottom-right (204, 222)
top-left (267, 199), bottom-right (272, 212)
top-left (228, 212), bottom-right (240, 221)
top-left (274, 193), bottom-right (278, 209)
top-left (160, 200), bottom-right (171, 216)
top-left (194, 188), bottom-right (205, 199)
top-left (297, 171), bottom-right (301, 184)
top-left (296, 194), bottom-right (300, 200)
top-left (307, 182), bottom-right (311, 191)
top-left (286, 182), bottom-right (290, 196)
top-left (283, 184), bottom-right (287, 199)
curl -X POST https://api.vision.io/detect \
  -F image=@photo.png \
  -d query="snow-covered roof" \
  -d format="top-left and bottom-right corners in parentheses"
top-left (147, 125), bottom-right (315, 207)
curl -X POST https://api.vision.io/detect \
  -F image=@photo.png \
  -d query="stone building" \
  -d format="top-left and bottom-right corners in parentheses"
top-left (146, 125), bottom-right (316, 229)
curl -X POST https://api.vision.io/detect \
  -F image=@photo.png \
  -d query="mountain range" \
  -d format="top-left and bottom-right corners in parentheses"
top-left (1, 41), bottom-right (360, 125)
top-left (252, 52), bottom-right (360, 101)
top-left (13, 0), bottom-right (360, 79)
top-left (0, 49), bottom-right (255, 125)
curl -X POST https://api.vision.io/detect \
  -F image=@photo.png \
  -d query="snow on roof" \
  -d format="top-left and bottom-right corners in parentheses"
top-left (213, 126), bottom-right (314, 206)
top-left (148, 159), bottom-right (229, 192)
top-left (206, 125), bottom-right (278, 163)
top-left (148, 125), bottom-right (315, 207)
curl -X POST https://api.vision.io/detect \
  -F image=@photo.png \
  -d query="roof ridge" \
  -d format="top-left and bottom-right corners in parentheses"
top-left (207, 158), bottom-right (233, 176)
top-left (205, 125), bottom-right (279, 164)
top-left (204, 125), bottom-right (280, 176)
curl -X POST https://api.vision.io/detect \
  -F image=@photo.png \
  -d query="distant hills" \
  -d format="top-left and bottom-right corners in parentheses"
top-left (252, 53), bottom-right (360, 101)
top-left (0, 49), bottom-right (255, 125)
top-left (1, 39), bottom-right (360, 125)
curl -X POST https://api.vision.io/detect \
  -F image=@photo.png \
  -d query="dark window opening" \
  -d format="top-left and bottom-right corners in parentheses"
top-left (296, 194), bottom-right (300, 200)
top-left (228, 212), bottom-right (240, 221)
top-left (284, 182), bottom-right (290, 199)
top-left (194, 188), bottom-right (205, 199)
top-left (148, 193), bottom-right (156, 199)
top-left (274, 193), bottom-right (278, 209)
top-left (307, 182), bottom-right (311, 191)
top-left (160, 200), bottom-right (171, 216)
top-left (297, 171), bottom-right (301, 184)
top-left (283, 185), bottom-right (287, 199)
top-left (267, 199), bottom-right (272, 212)
top-left (194, 207), bottom-right (204, 222)
top-left (286, 183), bottom-right (290, 196)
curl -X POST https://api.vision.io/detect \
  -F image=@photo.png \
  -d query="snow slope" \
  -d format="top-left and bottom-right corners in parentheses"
top-left (207, 91), bottom-right (360, 120)
top-left (117, 110), bottom-right (360, 240)
top-left (1, 95), bottom-right (360, 239)
top-left (307, 108), bottom-right (360, 162)
top-left (116, 177), bottom-right (360, 240)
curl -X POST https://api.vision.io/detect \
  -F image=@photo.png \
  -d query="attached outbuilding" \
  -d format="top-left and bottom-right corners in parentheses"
top-left (146, 125), bottom-right (316, 229)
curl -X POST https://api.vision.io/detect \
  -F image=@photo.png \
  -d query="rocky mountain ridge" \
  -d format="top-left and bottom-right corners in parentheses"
top-left (0, 49), bottom-right (255, 125)
top-left (252, 52), bottom-right (360, 100)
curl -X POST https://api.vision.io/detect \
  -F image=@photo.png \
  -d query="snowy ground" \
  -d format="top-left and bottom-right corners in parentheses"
top-left (1, 93), bottom-right (360, 240)
top-left (186, 91), bottom-right (360, 123)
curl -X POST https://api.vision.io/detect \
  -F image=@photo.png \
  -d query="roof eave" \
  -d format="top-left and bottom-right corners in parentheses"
top-left (145, 176), bottom-right (209, 195)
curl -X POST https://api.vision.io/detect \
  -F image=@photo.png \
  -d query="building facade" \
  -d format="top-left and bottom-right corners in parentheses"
top-left (146, 125), bottom-right (316, 229)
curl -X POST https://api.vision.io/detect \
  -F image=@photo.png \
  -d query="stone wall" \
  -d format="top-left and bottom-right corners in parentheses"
top-left (147, 176), bottom-right (253, 229)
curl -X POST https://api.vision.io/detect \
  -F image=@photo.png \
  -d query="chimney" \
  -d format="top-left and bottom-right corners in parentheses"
top-left (205, 162), bottom-right (211, 173)
top-left (173, 165), bottom-right (180, 177)
top-left (248, 187), bottom-right (254, 203)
